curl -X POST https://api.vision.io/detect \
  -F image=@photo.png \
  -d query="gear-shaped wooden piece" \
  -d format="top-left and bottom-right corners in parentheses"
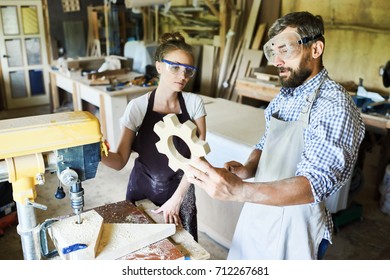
top-left (154, 114), bottom-right (210, 172)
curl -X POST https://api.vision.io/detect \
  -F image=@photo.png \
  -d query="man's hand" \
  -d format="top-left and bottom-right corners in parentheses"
top-left (185, 157), bottom-right (245, 202)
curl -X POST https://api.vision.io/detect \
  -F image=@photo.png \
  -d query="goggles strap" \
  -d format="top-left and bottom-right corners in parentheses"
top-left (298, 33), bottom-right (323, 45)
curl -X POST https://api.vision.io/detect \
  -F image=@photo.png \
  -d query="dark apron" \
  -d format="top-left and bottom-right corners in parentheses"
top-left (126, 90), bottom-right (198, 241)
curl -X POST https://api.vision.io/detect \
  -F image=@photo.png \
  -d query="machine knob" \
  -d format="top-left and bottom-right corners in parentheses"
top-left (55, 186), bottom-right (66, 199)
top-left (59, 168), bottom-right (78, 187)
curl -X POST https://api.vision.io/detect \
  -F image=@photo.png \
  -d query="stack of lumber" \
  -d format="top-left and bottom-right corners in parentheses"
top-left (214, 0), bottom-right (281, 101)
top-left (172, 0), bottom-right (281, 101)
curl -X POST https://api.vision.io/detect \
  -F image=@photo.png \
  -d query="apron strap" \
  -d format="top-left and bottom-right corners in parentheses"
top-left (299, 76), bottom-right (327, 124)
top-left (147, 89), bottom-right (157, 112)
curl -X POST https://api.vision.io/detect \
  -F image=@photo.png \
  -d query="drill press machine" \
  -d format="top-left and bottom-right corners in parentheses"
top-left (0, 111), bottom-right (102, 260)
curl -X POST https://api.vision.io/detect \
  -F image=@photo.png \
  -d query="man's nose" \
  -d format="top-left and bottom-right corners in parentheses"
top-left (273, 55), bottom-right (284, 67)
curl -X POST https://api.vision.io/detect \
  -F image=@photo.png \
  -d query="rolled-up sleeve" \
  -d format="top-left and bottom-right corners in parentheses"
top-left (297, 101), bottom-right (365, 204)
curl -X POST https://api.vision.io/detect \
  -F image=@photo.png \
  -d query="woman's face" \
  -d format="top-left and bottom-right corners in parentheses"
top-left (155, 49), bottom-right (195, 93)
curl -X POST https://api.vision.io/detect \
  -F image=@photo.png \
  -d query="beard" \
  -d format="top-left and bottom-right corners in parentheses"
top-left (279, 53), bottom-right (312, 88)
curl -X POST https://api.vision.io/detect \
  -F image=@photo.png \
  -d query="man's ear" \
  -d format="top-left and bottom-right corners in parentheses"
top-left (312, 41), bottom-right (324, 59)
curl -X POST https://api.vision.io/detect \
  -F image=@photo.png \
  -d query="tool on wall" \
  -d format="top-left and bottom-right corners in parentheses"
top-left (380, 61), bottom-right (390, 88)
top-left (364, 61), bottom-right (390, 118)
top-left (0, 111), bottom-right (103, 259)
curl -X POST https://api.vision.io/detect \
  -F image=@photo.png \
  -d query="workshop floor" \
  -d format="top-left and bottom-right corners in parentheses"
top-left (0, 105), bottom-right (389, 260)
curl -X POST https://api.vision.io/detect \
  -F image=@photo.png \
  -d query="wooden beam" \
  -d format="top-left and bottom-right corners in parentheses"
top-left (204, 0), bottom-right (220, 18)
top-left (217, 29), bottom-right (235, 97)
top-left (200, 45), bottom-right (217, 97)
top-left (251, 23), bottom-right (267, 50)
top-left (243, 0), bottom-right (262, 49)
top-left (104, 3), bottom-right (110, 55)
top-left (219, 0), bottom-right (227, 58)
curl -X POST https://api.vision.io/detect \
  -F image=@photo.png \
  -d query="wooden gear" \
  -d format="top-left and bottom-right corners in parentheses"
top-left (153, 114), bottom-right (210, 172)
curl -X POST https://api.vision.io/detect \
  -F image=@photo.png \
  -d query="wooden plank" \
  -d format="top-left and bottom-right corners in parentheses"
top-left (136, 199), bottom-right (210, 260)
top-left (217, 29), bottom-right (236, 97)
top-left (243, 0), bottom-right (262, 49)
top-left (220, 36), bottom-right (244, 98)
top-left (259, 0), bottom-right (281, 31)
top-left (50, 72), bottom-right (60, 111)
top-left (93, 201), bottom-right (185, 260)
top-left (200, 45), bottom-right (216, 97)
top-left (226, 50), bottom-right (243, 101)
top-left (204, 0), bottom-right (220, 18)
top-left (362, 113), bottom-right (390, 130)
top-left (226, 0), bottom-right (237, 13)
top-left (219, 0), bottom-right (227, 58)
top-left (235, 77), bottom-right (280, 103)
top-left (224, 38), bottom-right (245, 100)
top-left (48, 210), bottom-right (104, 260)
top-left (217, 9), bottom-right (240, 97)
top-left (87, 68), bottom-right (129, 80)
top-left (251, 23), bottom-right (267, 50)
top-left (49, 208), bottom-right (177, 260)
top-left (104, 3), bottom-right (110, 55)
top-left (86, 6), bottom-right (100, 56)
top-left (237, 49), bottom-right (263, 79)
top-left (96, 223), bottom-right (176, 260)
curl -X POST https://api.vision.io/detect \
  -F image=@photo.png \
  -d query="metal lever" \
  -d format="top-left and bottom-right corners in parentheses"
top-left (26, 199), bottom-right (47, 211)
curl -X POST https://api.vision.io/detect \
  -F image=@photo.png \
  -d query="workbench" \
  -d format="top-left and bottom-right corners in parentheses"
top-left (53, 200), bottom-right (209, 260)
top-left (235, 77), bottom-right (390, 130)
top-left (50, 70), bottom-right (157, 151)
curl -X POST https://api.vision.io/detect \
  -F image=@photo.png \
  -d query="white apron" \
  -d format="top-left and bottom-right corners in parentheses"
top-left (228, 82), bottom-right (326, 260)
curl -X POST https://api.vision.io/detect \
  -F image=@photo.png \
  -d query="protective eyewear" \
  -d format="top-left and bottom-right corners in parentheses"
top-left (263, 32), bottom-right (322, 63)
top-left (162, 59), bottom-right (197, 78)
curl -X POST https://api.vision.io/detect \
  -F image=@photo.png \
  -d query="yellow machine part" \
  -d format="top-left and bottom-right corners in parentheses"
top-left (5, 154), bottom-right (45, 203)
top-left (0, 111), bottom-right (102, 204)
top-left (0, 111), bottom-right (102, 159)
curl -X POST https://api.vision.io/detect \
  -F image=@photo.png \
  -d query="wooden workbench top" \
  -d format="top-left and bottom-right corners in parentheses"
top-left (235, 77), bottom-right (390, 130)
top-left (92, 201), bottom-right (183, 260)
top-left (93, 200), bottom-right (209, 260)
top-left (50, 69), bottom-right (156, 97)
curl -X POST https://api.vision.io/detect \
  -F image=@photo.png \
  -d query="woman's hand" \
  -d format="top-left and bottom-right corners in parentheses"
top-left (151, 196), bottom-right (183, 226)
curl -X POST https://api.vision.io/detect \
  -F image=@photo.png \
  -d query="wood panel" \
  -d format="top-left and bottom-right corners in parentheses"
top-left (281, 0), bottom-right (390, 96)
top-left (324, 29), bottom-right (390, 93)
top-left (282, 0), bottom-right (390, 29)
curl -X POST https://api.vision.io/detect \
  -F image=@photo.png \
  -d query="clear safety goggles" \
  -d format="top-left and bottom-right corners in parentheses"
top-left (162, 59), bottom-right (197, 78)
top-left (263, 32), bottom-right (322, 63)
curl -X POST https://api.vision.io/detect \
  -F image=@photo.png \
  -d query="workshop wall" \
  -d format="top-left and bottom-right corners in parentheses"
top-left (46, 0), bottom-right (104, 59)
top-left (44, 0), bottom-right (390, 95)
top-left (282, 0), bottom-right (390, 95)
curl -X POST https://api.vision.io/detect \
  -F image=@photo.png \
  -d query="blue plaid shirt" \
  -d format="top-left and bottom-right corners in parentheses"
top-left (255, 68), bottom-right (365, 242)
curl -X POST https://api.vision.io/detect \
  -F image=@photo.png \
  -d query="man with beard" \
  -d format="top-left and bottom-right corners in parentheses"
top-left (184, 11), bottom-right (365, 259)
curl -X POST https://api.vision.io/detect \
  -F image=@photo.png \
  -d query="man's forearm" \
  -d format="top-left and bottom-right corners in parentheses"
top-left (241, 176), bottom-right (315, 206)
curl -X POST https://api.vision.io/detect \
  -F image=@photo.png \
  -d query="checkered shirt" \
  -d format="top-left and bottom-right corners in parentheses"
top-left (255, 68), bottom-right (366, 242)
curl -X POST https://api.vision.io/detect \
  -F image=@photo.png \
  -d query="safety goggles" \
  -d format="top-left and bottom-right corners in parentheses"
top-left (162, 59), bottom-right (197, 78)
top-left (263, 32), bottom-right (322, 64)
